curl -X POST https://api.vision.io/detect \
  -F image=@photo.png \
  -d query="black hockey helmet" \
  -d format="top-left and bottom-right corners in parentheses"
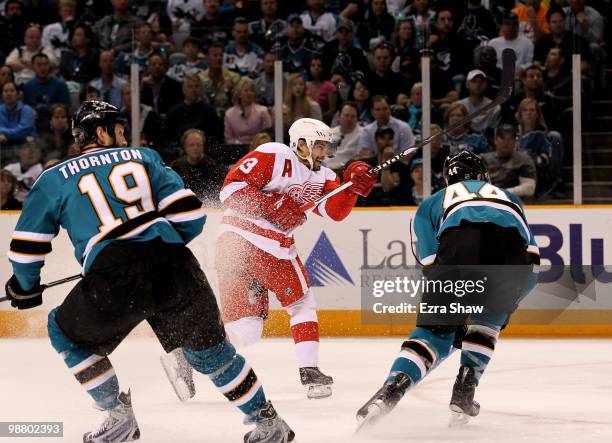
top-left (443, 150), bottom-right (490, 185)
top-left (72, 101), bottom-right (127, 147)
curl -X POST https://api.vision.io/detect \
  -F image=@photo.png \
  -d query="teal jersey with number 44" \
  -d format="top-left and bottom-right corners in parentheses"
top-left (8, 147), bottom-right (206, 290)
top-left (413, 180), bottom-right (539, 265)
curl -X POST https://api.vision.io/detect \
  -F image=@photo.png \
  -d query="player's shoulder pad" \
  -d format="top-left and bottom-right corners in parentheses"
top-left (255, 142), bottom-right (292, 155)
top-left (504, 188), bottom-right (525, 209)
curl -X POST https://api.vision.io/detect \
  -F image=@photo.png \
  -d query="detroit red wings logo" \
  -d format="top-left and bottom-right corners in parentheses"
top-left (287, 181), bottom-right (324, 204)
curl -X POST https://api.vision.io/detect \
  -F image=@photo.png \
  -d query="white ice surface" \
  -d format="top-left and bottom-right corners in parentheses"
top-left (1, 337), bottom-right (611, 442)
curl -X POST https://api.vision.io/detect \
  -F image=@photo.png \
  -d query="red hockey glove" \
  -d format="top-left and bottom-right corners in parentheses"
top-left (344, 161), bottom-right (378, 197)
top-left (264, 193), bottom-right (307, 231)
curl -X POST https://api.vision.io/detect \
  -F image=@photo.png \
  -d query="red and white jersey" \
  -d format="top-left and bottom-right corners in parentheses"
top-left (219, 142), bottom-right (346, 259)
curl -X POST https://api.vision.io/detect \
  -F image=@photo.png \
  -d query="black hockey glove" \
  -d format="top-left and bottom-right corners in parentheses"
top-left (5, 275), bottom-right (45, 310)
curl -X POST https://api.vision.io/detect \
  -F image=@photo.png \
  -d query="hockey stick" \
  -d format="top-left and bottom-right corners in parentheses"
top-left (0, 273), bottom-right (82, 303)
top-left (300, 48), bottom-right (517, 213)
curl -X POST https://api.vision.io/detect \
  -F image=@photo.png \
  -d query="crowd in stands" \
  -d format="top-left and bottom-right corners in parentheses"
top-left (0, 0), bottom-right (608, 209)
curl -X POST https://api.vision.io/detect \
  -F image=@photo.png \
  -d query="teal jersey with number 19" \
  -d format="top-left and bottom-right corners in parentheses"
top-left (8, 147), bottom-right (206, 290)
top-left (413, 179), bottom-right (539, 265)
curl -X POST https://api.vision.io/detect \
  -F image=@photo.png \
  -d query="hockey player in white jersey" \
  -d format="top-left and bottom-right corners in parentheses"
top-left (162, 118), bottom-right (378, 400)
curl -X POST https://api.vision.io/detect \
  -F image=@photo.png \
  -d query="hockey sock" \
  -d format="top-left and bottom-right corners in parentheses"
top-left (459, 323), bottom-right (500, 385)
top-left (387, 327), bottom-right (455, 384)
top-left (183, 340), bottom-right (266, 419)
top-left (47, 308), bottom-right (120, 410)
top-left (286, 291), bottom-right (319, 368)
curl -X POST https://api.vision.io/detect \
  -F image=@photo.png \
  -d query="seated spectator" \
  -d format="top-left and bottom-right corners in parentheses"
top-left (42, 0), bottom-right (77, 59)
top-left (191, 0), bottom-right (235, 49)
top-left (534, 6), bottom-right (591, 75)
top-left (119, 84), bottom-right (163, 153)
top-left (283, 73), bottom-right (322, 131)
top-left (358, 95), bottom-right (415, 159)
top-left (458, 69), bottom-right (501, 135)
top-left (328, 102), bottom-right (363, 169)
top-left (427, 8), bottom-right (471, 82)
top-left (22, 54), bottom-right (70, 132)
top-left (224, 17), bottom-right (265, 78)
top-left (306, 56), bottom-right (337, 124)
top-left (90, 51), bottom-right (127, 109)
top-left (275, 13), bottom-right (325, 74)
top-left (2, 141), bottom-right (43, 202)
top-left (543, 47), bottom-right (572, 99)
top-left (0, 169), bottom-right (22, 209)
top-left (200, 42), bottom-right (240, 119)
top-left (515, 97), bottom-right (555, 195)
top-left (0, 1), bottom-right (26, 65)
top-left (249, 0), bottom-right (287, 51)
top-left (79, 84), bottom-right (101, 103)
top-left (502, 64), bottom-right (556, 129)
top-left (400, 0), bottom-right (435, 36)
top-left (482, 124), bottom-right (536, 199)
top-left (408, 158), bottom-right (425, 205)
top-left (486, 12), bottom-right (534, 73)
top-left (0, 81), bottom-right (36, 149)
top-left (301, 0), bottom-right (338, 43)
top-left (141, 52), bottom-right (184, 116)
top-left (254, 51), bottom-right (283, 107)
top-left (166, 0), bottom-right (205, 45)
top-left (0, 66), bottom-right (15, 93)
top-left (167, 37), bottom-right (208, 82)
top-left (114, 22), bottom-right (156, 78)
top-left (443, 102), bottom-right (490, 154)
top-left (457, 0), bottom-right (498, 48)
top-left (563, 0), bottom-right (604, 49)
top-left (405, 82), bottom-right (423, 136)
top-left (355, 0), bottom-right (395, 51)
top-left (332, 78), bottom-right (374, 127)
top-left (390, 19), bottom-right (420, 87)
top-left (170, 128), bottom-right (226, 206)
top-left (5, 25), bottom-right (57, 85)
top-left (40, 103), bottom-right (72, 161)
top-left (58, 23), bottom-right (100, 84)
top-left (368, 125), bottom-right (413, 206)
top-left (474, 45), bottom-right (502, 99)
top-left (429, 55), bottom-right (460, 109)
top-left (512, 0), bottom-right (549, 41)
top-left (224, 78), bottom-right (272, 145)
top-left (93, 0), bottom-right (140, 53)
top-left (166, 74), bottom-right (221, 149)
top-left (322, 20), bottom-right (369, 83)
top-left (369, 44), bottom-right (412, 105)
top-left (250, 132), bottom-right (272, 151)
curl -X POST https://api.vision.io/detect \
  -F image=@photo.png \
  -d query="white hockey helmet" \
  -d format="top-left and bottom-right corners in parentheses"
top-left (288, 118), bottom-right (335, 168)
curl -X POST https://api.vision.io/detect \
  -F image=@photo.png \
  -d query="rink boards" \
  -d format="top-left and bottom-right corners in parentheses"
top-left (1, 206), bottom-right (612, 337)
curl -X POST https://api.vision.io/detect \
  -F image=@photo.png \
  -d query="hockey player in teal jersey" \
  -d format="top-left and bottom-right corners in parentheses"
top-left (4, 101), bottom-right (294, 443)
top-left (356, 150), bottom-right (540, 429)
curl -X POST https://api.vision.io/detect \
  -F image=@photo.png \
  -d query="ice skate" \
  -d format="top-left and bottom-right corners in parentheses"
top-left (161, 348), bottom-right (195, 401)
top-left (448, 366), bottom-right (480, 427)
top-left (83, 390), bottom-right (140, 442)
top-left (244, 401), bottom-right (295, 443)
top-left (355, 372), bottom-right (412, 432)
top-left (299, 367), bottom-right (333, 399)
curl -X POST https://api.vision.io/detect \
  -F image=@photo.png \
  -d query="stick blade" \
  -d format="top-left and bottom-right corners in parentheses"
top-left (499, 48), bottom-right (517, 98)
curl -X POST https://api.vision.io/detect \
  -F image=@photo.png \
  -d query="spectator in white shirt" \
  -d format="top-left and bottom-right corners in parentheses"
top-left (328, 102), bottom-right (363, 168)
top-left (5, 25), bottom-right (57, 85)
top-left (301, 0), bottom-right (338, 43)
top-left (487, 12), bottom-right (534, 74)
